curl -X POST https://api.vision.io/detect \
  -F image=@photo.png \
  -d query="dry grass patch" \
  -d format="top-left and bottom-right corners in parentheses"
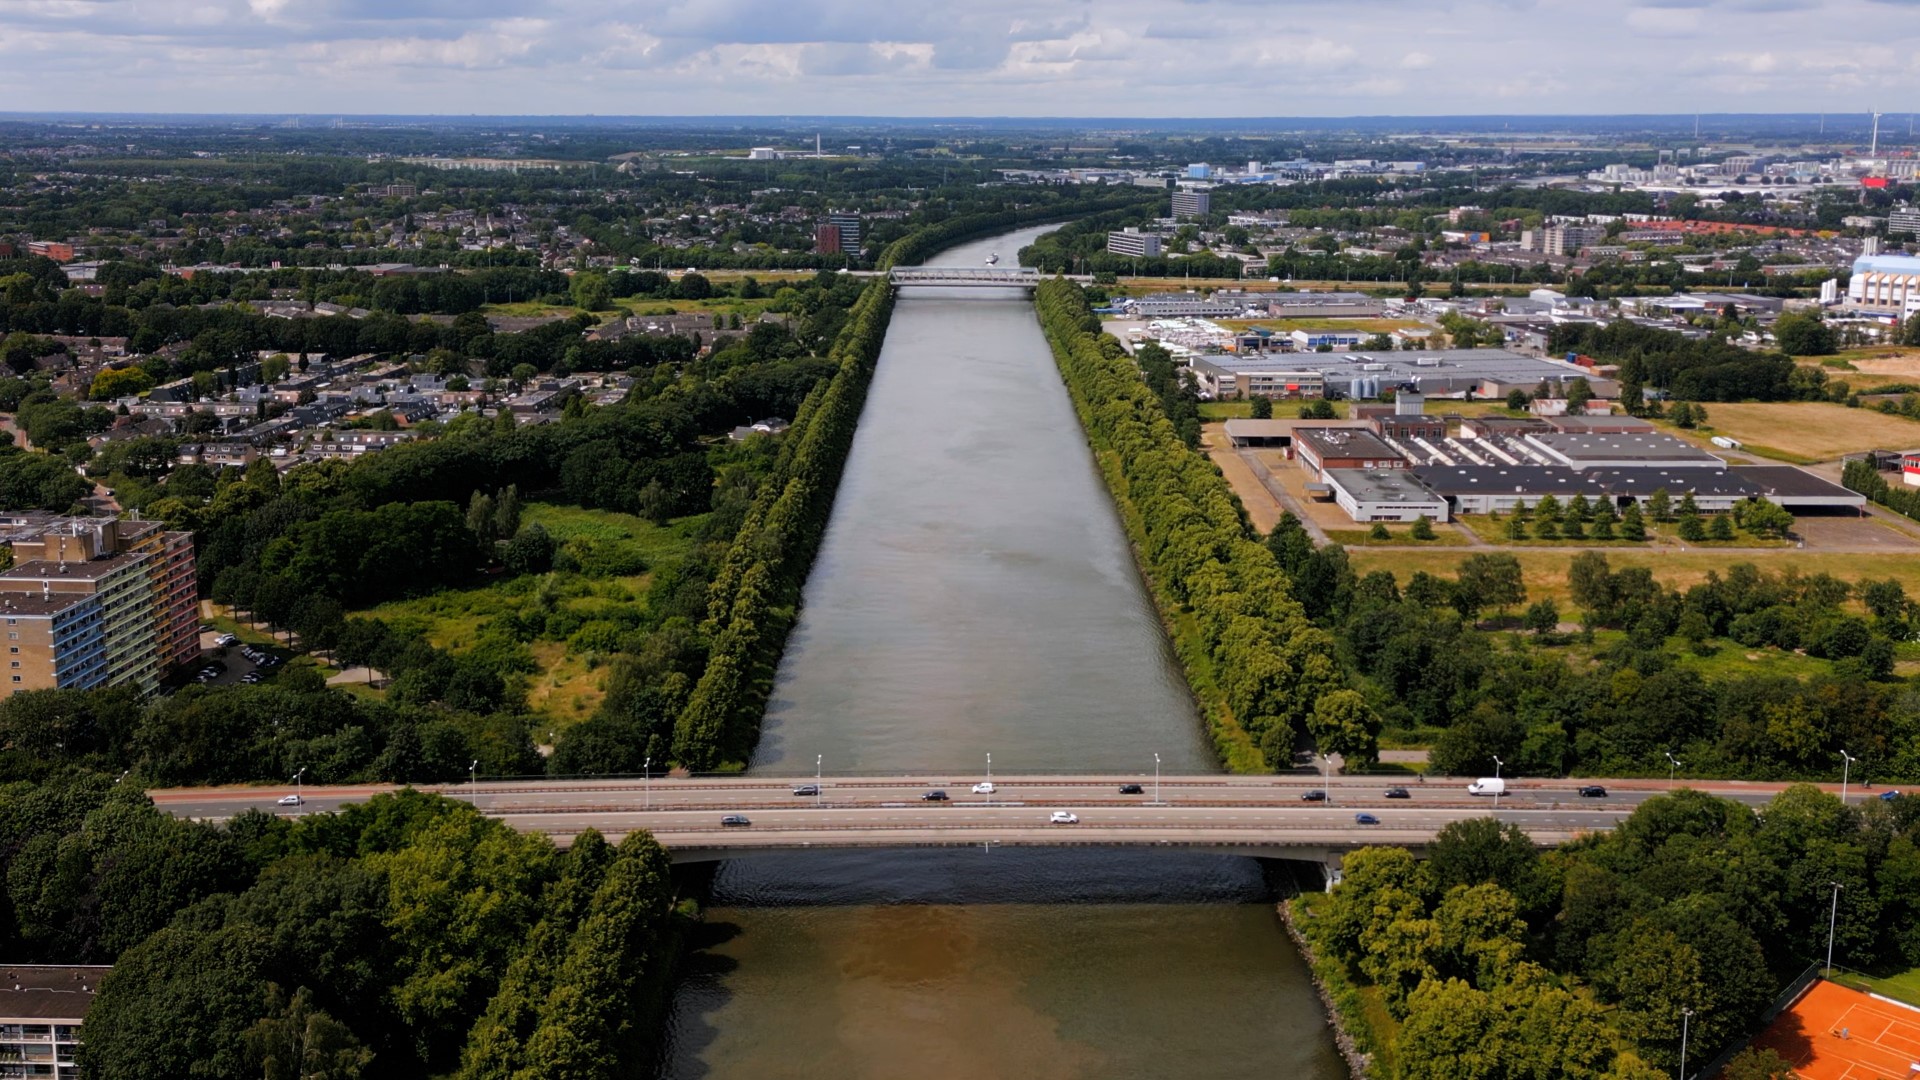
top-left (1665, 401), bottom-right (1920, 461)
top-left (1348, 547), bottom-right (1920, 603)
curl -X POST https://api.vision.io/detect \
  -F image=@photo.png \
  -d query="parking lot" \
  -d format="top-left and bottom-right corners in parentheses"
top-left (181, 628), bottom-right (287, 689)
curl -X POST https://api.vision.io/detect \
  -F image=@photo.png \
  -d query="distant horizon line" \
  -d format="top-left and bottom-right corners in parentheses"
top-left (0, 110), bottom-right (1911, 123)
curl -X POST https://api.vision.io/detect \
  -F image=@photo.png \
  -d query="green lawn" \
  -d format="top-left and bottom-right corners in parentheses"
top-left (1325, 528), bottom-right (1470, 548)
top-left (1831, 966), bottom-right (1920, 1008)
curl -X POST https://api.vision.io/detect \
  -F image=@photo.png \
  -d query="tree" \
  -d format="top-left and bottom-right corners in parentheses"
top-left (1647, 489), bottom-right (1673, 522)
top-left (1249, 395), bottom-right (1273, 419)
top-left (1677, 513), bottom-right (1706, 542)
top-left (1522, 599), bottom-right (1559, 636)
top-left (78, 926), bottom-right (276, 1079)
top-left (1309, 688), bottom-right (1382, 768)
top-left (1411, 514), bottom-right (1436, 541)
top-left (1721, 1048), bottom-right (1794, 1080)
top-left (1773, 310), bottom-right (1838, 356)
top-left (243, 986), bottom-right (373, 1080)
top-left (90, 366), bottom-right (155, 400)
top-left (1566, 377), bottom-right (1595, 410)
top-left (569, 272), bottom-right (611, 311)
top-left (1458, 554), bottom-right (1526, 620)
top-left (1506, 388), bottom-right (1528, 411)
top-left (1371, 521), bottom-right (1391, 541)
top-left (1709, 513), bottom-right (1734, 541)
top-left (1619, 501), bottom-right (1646, 540)
top-left (1741, 499), bottom-right (1793, 540)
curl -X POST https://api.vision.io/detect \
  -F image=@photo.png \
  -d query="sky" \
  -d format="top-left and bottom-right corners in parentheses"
top-left (1, 0), bottom-right (1918, 117)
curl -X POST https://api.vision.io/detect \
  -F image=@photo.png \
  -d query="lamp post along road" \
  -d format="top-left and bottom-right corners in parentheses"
top-left (1840, 750), bottom-right (1857, 805)
top-left (1827, 881), bottom-right (1844, 974)
top-left (815, 755), bottom-right (822, 808)
top-left (1154, 752), bottom-right (1161, 806)
top-left (293, 767), bottom-right (304, 807)
top-left (1492, 755), bottom-right (1504, 814)
top-left (644, 756), bottom-right (651, 809)
top-left (1679, 1007), bottom-right (1693, 1080)
top-left (468, 760), bottom-right (478, 789)
top-left (1665, 751), bottom-right (1682, 787)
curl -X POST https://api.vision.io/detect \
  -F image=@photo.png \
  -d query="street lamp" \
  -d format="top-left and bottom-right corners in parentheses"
top-left (816, 754), bottom-right (823, 808)
top-left (1826, 881), bottom-right (1845, 974)
top-left (1492, 755), bottom-right (1504, 814)
top-left (1154, 752), bottom-right (1161, 806)
top-left (644, 756), bottom-right (651, 809)
top-left (986, 752), bottom-right (992, 786)
top-left (1323, 750), bottom-right (1333, 806)
top-left (1839, 750), bottom-right (1857, 805)
top-left (292, 766), bottom-right (305, 807)
top-left (1665, 751), bottom-right (1683, 787)
top-left (1679, 1007), bottom-right (1693, 1080)
top-left (468, 759), bottom-right (478, 788)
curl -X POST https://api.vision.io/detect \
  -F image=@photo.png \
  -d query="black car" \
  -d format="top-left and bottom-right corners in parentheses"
top-left (1300, 790), bottom-right (1328, 802)
top-left (1118, 783), bottom-right (1144, 795)
top-left (1578, 785), bottom-right (1609, 798)
top-left (1383, 786), bottom-right (1411, 799)
top-left (921, 790), bottom-right (950, 802)
top-left (792, 784), bottom-right (820, 796)
top-left (720, 815), bottom-right (751, 827)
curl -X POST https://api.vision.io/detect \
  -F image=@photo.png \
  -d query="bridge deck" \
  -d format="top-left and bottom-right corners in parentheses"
top-left (888, 267), bottom-right (1042, 287)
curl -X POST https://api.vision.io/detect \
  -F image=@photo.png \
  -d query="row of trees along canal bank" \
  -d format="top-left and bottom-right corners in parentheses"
top-left (1296, 785), bottom-right (1920, 1079)
top-left (0, 776), bottom-right (683, 1079)
top-left (1034, 277), bottom-right (1379, 772)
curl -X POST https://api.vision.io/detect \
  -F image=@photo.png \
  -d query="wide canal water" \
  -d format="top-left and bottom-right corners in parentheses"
top-left (654, 228), bottom-right (1344, 1079)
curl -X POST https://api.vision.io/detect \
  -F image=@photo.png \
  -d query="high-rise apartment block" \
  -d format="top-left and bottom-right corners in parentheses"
top-left (0, 515), bottom-right (198, 697)
top-left (824, 213), bottom-right (861, 255)
top-left (1107, 229), bottom-right (1163, 258)
top-left (1889, 206), bottom-right (1920, 237)
top-left (1171, 190), bottom-right (1212, 219)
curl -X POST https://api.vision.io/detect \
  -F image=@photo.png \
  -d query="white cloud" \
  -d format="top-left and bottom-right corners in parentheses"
top-left (0, 0), bottom-right (1913, 114)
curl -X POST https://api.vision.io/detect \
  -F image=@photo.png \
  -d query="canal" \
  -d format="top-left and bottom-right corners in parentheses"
top-left (654, 227), bottom-right (1345, 1079)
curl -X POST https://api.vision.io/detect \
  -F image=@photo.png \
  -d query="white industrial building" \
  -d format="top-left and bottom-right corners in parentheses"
top-left (1322, 469), bottom-right (1451, 523)
top-left (1846, 253), bottom-right (1920, 317)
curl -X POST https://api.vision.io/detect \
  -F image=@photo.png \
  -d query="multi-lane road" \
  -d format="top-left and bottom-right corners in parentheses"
top-left (149, 773), bottom-right (1882, 860)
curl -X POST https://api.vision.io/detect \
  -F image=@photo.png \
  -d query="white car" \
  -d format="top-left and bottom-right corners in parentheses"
top-left (277, 794), bottom-right (303, 806)
top-left (1048, 811), bottom-right (1078, 825)
top-left (972, 782), bottom-right (996, 794)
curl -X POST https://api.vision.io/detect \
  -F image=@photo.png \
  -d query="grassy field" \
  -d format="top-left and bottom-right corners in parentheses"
top-left (1348, 547), bottom-right (1920, 605)
top-left (1831, 966), bottom-right (1920, 1008)
top-left (1659, 401), bottom-right (1920, 461)
top-left (359, 504), bottom-right (707, 725)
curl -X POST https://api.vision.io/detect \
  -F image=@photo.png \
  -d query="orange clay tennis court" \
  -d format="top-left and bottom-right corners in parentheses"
top-left (1753, 980), bottom-right (1920, 1080)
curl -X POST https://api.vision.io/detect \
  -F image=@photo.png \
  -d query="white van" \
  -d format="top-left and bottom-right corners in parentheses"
top-left (1467, 777), bottom-right (1507, 796)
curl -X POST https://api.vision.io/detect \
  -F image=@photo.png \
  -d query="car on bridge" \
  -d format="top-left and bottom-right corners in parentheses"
top-left (1300, 790), bottom-right (1327, 802)
top-left (1354, 813), bottom-right (1380, 825)
top-left (922, 790), bottom-right (950, 802)
top-left (972, 782), bottom-right (996, 794)
top-left (1049, 811), bottom-right (1079, 825)
top-left (1579, 785), bottom-right (1608, 798)
top-left (721, 815), bottom-right (751, 827)
top-left (1383, 787), bottom-right (1411, 799)
top-left (792, 784), bottom-right (820, 796)
top-left (1118, 784), bottom-right (1144, 795)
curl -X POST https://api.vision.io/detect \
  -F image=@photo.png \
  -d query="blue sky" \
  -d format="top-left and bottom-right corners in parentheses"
top-left (0, 0), bottom-right (1916, 116)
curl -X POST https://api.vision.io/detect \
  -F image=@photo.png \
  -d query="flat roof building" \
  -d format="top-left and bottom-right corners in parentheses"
top-left (0, 964), bottom-right (107, 1079)
top-left (1107, 229), bottom-right (1163, 259)
top-left (1522, 432), bottom-right (1724, 470)
top-left (1294, 427), bottom-right (1407, 480)
top-left (1323, 469), bottom-right (1450, 523)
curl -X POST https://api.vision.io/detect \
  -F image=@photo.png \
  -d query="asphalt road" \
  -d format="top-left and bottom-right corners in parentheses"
top-left (150, 773), bottom-right (1882, 838)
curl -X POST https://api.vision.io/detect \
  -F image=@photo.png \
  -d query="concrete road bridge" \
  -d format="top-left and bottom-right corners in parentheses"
top-left (886, 266), bottom-right (1042, 289)
top-left (151, 773), bottom-right (1822, 872)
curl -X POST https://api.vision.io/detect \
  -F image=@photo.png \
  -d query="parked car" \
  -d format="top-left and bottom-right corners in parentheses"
top-left (277, 794), bottom-right (302, 806)
top-left (240, 672), bottom-right (263, 684)
top-left (1383, 787), bottom-right (1411, 799)
top-left (971, 782), bottom-right (996, 794)
top-left (1048, 811), bottom-right (1078, 825)
top-left (721, 815), bottom-right (751, 827)
top-left (1578, 785), bottom-right (1609, 798)
top-left (215, 634), bottom-right (238, 648)
top-left (792, 784), bottom-right (820, 796)
top-left (921, 790), bottom-right (950, 802)
top-left (1118, 783), bottom-right (1144, 795)
top-left (1300, 790), bottom-right (1327, 802)
top-left (1354, 813), bottom-right (1380, 825)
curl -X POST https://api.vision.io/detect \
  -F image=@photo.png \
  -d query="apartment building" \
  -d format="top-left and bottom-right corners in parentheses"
top-left (0, 964), bottom-right (106, 1079)
top-left (1890, 206), bottom-right (1920, 237)
top-left (1171, 190), bottom-right (1212, 219)
top-left (1107, 229), bottom-right (1163, 258)
top-left (0, 516), bottom-right (198, 696)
